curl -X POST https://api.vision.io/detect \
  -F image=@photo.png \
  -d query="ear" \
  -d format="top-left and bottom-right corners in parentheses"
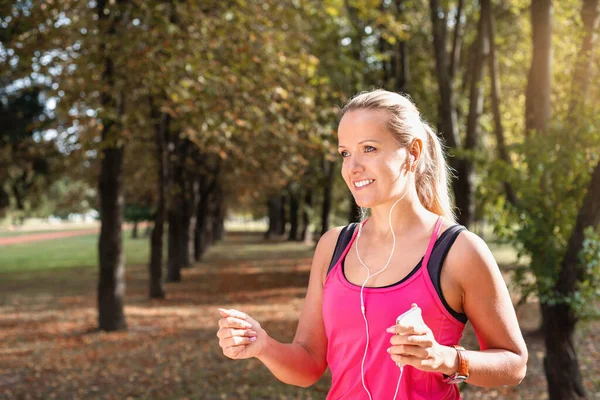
top-left (408, 139), bottom-right (423, 171)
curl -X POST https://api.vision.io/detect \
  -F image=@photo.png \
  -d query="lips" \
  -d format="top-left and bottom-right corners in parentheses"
top-left (353, 179), bottom-right (375, 189)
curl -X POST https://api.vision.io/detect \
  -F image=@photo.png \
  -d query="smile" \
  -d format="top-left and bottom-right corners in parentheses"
top-left (354, 179), bottom-right (375, 189)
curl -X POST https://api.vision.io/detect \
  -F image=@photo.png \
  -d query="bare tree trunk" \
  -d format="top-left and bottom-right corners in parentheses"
top-left (288, 189), bottom-right (299, 241)
top-left (449, 0), bottom-right (464, 81)
top-left (265, 195), bottom-right (284, 239)
top-left (148, 103), bottom-right (168, 299)
top-left (194, 177), bottom-right (210, 261)
top-left (321, 159), bottom-right (334, 236)
top-left (457, 0), bottom-right (490, 228)
top-left (212, 182), bottom-right (225, 243)
top-left (97, 0), bottom-right (128, 332)
top-left (429, 0), bottom-right (460, 150)
top-left (486, 3), bottom-right (518, 206)
top-left (278, 193), bottom-right (287, 236)
top-left (301, 187), bottom-right (313, 244)
top-left (184, 172), bottom-right (200, 266)
top-left (166, 136), bottom-right (190, 282)
top-left (569, 0), bottom-right (599, 114)
top-left (525, 0), bottom-right (552, 135)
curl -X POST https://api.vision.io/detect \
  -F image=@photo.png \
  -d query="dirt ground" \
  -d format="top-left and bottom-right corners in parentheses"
top-left (0, 231), bottom-right (598, 399)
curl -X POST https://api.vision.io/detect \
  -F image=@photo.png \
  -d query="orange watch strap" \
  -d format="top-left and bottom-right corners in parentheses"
top-left (452, 345), bottom-right (469, 377)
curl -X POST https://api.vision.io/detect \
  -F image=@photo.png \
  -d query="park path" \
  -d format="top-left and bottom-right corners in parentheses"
top-left (0, 228), bottom-right (99, 246)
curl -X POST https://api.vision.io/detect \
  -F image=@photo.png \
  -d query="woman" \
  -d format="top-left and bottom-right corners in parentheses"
top-left (216, 90), bottom-right (528, 399)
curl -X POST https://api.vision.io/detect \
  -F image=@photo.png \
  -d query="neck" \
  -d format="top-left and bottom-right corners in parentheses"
top-left (363, 189), bottom-right (437, 240)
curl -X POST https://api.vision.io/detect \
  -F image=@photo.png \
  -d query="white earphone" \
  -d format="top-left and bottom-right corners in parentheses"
top-left (355, 187), bottom-right (410, 400)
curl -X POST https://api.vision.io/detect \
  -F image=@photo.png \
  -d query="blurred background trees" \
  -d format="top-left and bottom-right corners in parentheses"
top-left (2, 0), bottom-right (600, 397)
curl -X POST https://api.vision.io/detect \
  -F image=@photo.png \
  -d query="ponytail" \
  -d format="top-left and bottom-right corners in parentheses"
top-left (417, 122), bottom-right (456, 223)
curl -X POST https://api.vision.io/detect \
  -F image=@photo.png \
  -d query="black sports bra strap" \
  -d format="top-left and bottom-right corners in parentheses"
top-left (427, 224), bottom-right (469, 323)
top-left (327, 223), bottom-right (359, 277)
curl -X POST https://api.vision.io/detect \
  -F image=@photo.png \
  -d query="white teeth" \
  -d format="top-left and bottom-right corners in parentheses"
top-left (355, 179), bottom-right (374, 188)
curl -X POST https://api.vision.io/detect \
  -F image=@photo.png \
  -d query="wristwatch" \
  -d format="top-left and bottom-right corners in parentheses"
top-left (443, 345), bottom-right (469, 384)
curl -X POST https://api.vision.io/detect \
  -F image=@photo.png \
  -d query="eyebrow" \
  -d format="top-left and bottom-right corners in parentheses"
top-left (338, 139), bottom-right (381, 149)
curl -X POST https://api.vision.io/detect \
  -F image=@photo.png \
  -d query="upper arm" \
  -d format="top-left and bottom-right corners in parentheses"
top-left (447, 231), bottom-right (527, 357)
top-left (292, 226), bottom-right (344, 377)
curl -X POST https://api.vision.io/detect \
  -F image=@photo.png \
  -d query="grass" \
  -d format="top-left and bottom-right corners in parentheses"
top-left (0, 233), bottom-right (154, 275)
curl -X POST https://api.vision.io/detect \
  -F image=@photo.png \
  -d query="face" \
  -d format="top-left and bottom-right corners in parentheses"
top-left (337, 109), bottom-right (413, 208)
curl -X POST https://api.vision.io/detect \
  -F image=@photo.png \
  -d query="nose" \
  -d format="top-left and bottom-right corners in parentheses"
top-left (346, 153), bottom-right (365, 177)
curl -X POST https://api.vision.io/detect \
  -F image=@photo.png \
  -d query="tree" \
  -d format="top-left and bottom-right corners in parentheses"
top-left (96, 0), bottom-right (131, 332)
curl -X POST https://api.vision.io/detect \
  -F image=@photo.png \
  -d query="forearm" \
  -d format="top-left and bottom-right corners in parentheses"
top-left (256, 330), bottom-right (326, 388)
top-left (441, 346), bottom-right (527, 387)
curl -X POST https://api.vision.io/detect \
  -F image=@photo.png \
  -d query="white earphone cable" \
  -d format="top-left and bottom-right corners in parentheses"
top-left (356, 186), bottom-right (409, 400)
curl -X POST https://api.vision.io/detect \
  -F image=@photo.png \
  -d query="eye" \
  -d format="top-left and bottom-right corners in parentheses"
top-left (364, 145), bottom-right (376, 153)
top-left (340, 150), bottom-right (349, 158)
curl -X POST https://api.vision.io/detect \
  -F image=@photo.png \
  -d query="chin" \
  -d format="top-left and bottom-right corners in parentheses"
top-left (353, 196), bottom-right (378, 209)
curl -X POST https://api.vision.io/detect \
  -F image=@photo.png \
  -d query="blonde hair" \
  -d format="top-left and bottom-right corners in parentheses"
top-left (340, 89), bottom-right (456, 224)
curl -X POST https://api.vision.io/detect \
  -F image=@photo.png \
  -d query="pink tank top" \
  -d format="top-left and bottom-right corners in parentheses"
top-left (322, 217), bottom-right (465, 399)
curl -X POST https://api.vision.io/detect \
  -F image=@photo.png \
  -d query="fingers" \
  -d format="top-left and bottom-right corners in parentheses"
top-left (387, 323), bottom-right (428, 336)
top-left (387, 343), bottom-right (431, 359)
top-left (390, 334), bottom-right (433, 348)
top-left (218, 316), bottom-right (253, 330)
top-left (218, 308), bottom-right (249, 320)
top-left (217, 327), bottom-right (257, 340)
top-left (220, 334), bottom-right (257, 349)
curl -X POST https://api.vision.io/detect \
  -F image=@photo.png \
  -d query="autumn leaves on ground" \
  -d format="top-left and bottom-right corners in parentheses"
top-left (1, 231), bottom-right (599, 400)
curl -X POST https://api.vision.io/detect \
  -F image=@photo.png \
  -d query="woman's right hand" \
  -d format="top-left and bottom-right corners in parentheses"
top-left (217, 308), bottom-right (267, 360)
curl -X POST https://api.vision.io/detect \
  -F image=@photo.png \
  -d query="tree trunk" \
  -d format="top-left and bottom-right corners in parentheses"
top-left (96, 0), bottom-right (128, 332)
top-left (457, 0), bottom-right (490, 228)
top-left (288, 190), bottom-right (299, 241)
top-left (167, 208), bottom-right (184, 282)
top-left (265, 196), bottom-right (280, 239)
top-left (569, 0), bottom-right (599, 114)
top-left (321, 159), bottom-right (334, 236)
top-left (394, 0), bottom-right (409, 93)
top-left (194, 174), bottom-right (216, 261)
top-left (429, 0), bottom-right (460, 150)
top-left (301, 187), bottom-right (313, 244)
top-left (184, 173), bottom-right (200, 267)
top-left (131, 221), bottom-right (138, 239)
top-left (212, 182), bottom-right (225, 243)
top-left (166, 137), bottom-right (190, 281)
top-left (541, 302), bottom-right (587, 399)
top-left (525, 0), bottom-right (552, 135)
top-left (98, 142), bottom-right (127, 331)
top-left (486, 3), bottom-right (518, 206)
top-left (148, 105), bottom-right (168, 299)
top-left (278, 193), bottom-right (287, 236)
top-left (449, 0), bottom-right (464, 81)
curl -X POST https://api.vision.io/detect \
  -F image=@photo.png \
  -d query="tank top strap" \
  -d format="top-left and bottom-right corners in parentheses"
top-left (426, 223), bottom-right (469, 323)
top-left (422, 216), bottom-right (443, 271)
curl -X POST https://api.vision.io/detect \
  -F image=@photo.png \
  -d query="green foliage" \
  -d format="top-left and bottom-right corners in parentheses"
top-left (489, 110), bottom-right (600, 316)
top-left (576, 226), bottom-right (600, 319)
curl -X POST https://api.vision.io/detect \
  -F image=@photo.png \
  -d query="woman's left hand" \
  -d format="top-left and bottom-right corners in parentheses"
top-left (386, 322), bottom-right (457, 375)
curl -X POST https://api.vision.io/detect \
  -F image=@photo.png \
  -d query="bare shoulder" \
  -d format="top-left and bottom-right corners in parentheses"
top-left (444, 227), bottom-right (503, 288)
top-left (315, 226), bottom-right (346, 285)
